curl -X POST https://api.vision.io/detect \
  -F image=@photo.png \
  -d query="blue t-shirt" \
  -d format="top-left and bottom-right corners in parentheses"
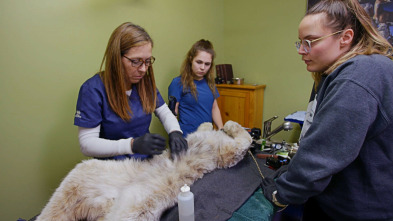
top-left (168, 76), bottom-right (219, 137)
top-left (74, 74), bottom-right (165, 159)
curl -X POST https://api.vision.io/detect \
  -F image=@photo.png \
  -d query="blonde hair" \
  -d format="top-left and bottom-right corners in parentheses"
top-left (180, 39), bottom-right (217, 100)
top-left (307, 0), bottom-right (393, 89)
top-left (99, 22), bottom-right (157, 121)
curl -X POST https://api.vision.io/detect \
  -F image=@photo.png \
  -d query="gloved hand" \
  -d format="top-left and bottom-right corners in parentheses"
top-left (168, 96), bottom-right (177, 116)
top-left (132, 133), bottom-right (166, 155)
top-left (261, 165), bottom-right (288, 207)
top-left (169, 131), bottom-right (188, 157)
top-left (261, 176), bottom-right (276, 202)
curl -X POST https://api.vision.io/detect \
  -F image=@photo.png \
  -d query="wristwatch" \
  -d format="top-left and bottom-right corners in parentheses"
top-left (272, 190), bottom-right (288, 208)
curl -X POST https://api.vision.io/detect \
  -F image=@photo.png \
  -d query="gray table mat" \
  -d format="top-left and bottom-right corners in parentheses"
top-left (161, 152), bottom-right (274, 221)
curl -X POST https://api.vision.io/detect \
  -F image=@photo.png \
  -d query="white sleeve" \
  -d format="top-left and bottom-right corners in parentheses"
top-left (78, 125), bottom-right (133, 157)
top-left (155, 103), bottom-right (182, 134)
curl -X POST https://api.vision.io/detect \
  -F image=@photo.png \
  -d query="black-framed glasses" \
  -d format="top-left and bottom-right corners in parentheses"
top-left (123, 55), bottom-right (156, 67)
top-left (295, 30), bottom-right (344, 53)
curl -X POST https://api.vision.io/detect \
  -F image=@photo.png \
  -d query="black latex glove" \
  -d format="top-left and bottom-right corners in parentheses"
top-left (169, 131), bottom-right (188, 157)
top-left (261, 176), bottom-right (276, 202)
top-left (132, 133), bottom-right (166, 155)
top-left (168, 96), bottom-right (177, 116)
top-left (261, 164), bottom-right (289, 204)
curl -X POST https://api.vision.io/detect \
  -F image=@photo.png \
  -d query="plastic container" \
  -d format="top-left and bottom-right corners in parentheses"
top-left (232, 77), bottom-right (244, 85)
top-left (178, 184), bottom-right (194, 221)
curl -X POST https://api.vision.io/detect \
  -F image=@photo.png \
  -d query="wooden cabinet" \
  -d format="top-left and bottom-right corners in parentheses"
top-left (216, 84), bottom-right (266, 129)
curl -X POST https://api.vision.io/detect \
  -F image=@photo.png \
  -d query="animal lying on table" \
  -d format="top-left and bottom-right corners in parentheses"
top-left (36, 120), bottom-right (252, 221)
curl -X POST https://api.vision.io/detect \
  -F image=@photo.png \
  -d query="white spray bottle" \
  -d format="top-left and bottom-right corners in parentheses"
top-left (178, 184), bottom-right (194, 221)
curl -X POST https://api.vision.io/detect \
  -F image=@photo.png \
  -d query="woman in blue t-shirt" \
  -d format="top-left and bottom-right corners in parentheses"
top-left (74, 22), bottom-right (187, 160)
top-left (168, 39), bottom-right (223, 137)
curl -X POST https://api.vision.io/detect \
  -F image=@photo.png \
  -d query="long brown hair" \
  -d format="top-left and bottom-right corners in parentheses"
top-left (180, 39), bottom-right (217, 100)
top-left (99, 22), bottom-right (157, 121)
top-left (307, 0), bottom-right (393, 89)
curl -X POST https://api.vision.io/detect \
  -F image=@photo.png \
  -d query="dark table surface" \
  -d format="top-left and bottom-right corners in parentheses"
top-left (161, 149), bottom-right (276, 221)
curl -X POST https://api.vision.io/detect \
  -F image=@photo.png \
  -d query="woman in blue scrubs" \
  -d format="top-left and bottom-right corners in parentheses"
top-left (74, 22), bottom-right (187, 160)
top-left (168, 39), bottom-right (223, 137)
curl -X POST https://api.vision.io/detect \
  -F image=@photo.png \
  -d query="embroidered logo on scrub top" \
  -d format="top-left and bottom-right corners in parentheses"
top-left (75, 110), bottom-right (82, 119)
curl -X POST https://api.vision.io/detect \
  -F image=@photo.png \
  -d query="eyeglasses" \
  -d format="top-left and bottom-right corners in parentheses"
top-left (123, 55), bottom-right (156, 67)
top-left (295, 30), bottom-right (344, 53)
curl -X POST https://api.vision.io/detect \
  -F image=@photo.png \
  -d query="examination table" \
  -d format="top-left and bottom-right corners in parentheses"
top-left (23, 152), bottom-right (298, 221)
top-left (161, 152), bottom-right (276, 221)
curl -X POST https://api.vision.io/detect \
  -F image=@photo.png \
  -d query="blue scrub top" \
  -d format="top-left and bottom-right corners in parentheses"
top-left (74, 74), bottom-right (165, 159)
top-left (168, 76), bottom-right (219, 137)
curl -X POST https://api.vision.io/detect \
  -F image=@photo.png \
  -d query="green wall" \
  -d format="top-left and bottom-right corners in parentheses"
top-left (0, 0), bottom-right (310, 220)
top-left (224, 0), bottom-right (312, 140)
